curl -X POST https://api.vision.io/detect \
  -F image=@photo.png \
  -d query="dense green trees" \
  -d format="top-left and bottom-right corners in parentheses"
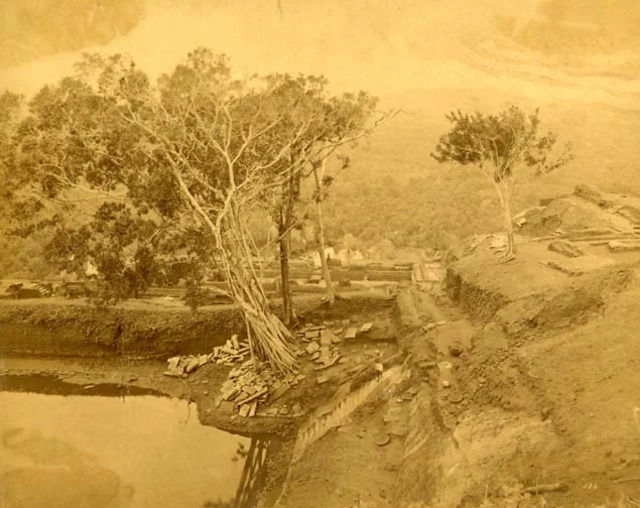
top-left (1, 49), bottom-right (386, 373)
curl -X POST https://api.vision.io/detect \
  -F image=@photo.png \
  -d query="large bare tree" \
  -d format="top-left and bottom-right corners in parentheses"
top-left (7, 50), bottom-right (320, 374)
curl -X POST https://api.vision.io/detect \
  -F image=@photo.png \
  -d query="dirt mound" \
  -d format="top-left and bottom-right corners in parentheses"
top-left (515, 184), bottom-right (640, 238)
top-left (445, 184), bottom-right (640, 335)
top-left (398, 267), bottom-right (640, 506)
top-left (447, 252), bottom-right (636, 343)
top-left (495, 264), bottom-right (635, 339)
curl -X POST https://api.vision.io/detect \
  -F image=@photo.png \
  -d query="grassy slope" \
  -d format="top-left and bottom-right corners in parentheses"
top-left (4, 89), bottom-right (639, 277)
top-left (320, 86), bottom-right (640, 250)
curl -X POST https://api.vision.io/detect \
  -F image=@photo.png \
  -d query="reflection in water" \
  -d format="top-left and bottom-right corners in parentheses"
top-left (233, 438), bottom-right (270, 508)
top-left (0, 391), bottom-right (249, 507)
top-left (202, 438), bottom-right (276, 508)
top-left (1, 428), bottom-right (133, 508)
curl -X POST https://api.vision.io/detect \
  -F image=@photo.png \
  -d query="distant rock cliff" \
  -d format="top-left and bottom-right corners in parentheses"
top-left (0, 0), bottom-right (145, 68)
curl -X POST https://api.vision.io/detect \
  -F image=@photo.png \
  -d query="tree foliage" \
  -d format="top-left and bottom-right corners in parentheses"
top-left (242, 73), bottom-right (384, 314)
top-left (2, 48), bottom-right (385, 374)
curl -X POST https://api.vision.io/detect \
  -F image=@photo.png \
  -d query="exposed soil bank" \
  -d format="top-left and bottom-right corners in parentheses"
top-left (389, 269), bottom-right (640, 507)
top-left (391, 191), bottom-right (640, 507)
top-left (0, 300), bottom-right (243, 358)
top-left (446, 253), bottom-right (636, 338)
top-left (0, 356), bottom-right (192, 401)
top-left (0, 291), bottom-right (393, 359)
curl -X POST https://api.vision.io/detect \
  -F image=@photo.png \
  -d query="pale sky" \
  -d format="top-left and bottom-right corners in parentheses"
top-left (1, 0), bottom-right (639, 110)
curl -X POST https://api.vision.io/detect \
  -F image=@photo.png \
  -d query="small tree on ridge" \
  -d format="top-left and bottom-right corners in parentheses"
top-left (431, 105), bottom-right (572, 257)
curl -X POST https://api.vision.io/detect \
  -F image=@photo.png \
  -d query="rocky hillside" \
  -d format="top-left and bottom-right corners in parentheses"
top-left (0, 0), bottom-right (144, 68)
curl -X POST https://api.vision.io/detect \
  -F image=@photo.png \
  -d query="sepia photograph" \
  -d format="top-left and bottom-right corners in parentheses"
top-left (1, 1), bottom-right (639, 506)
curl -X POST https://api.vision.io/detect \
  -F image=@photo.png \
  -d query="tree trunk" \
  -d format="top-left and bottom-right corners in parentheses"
top-left (502, 186), bottom-right (517, 258)
top-left (492, 177), bottom-right (517, 258)
top-left (222, 250), bottom-right (297, 375)
top-left (277, 212), bottom-right (293, 325)
top-left (218, 213), bottom-right (297, 375)
top-left (312, 163), bottom-right (335, 305)
top-left (173, 171), bottom-right (296, 374)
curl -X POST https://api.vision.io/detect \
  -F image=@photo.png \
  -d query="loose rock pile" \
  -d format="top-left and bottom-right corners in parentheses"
top-left (300, 325), bottom-right (341, 365)
top-left (164, 321), bottom-right (376, 418)
top-left (215, 321), bottom-right (376, 417)
top-left (295, 322), bottom-right (373, 384)
top-left (217, 359), bottom-right (306, 418)
top-left (164, 334), bottom-right (249, 378)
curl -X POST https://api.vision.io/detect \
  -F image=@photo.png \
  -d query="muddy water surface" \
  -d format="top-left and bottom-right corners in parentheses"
top-left (0, 391), bottom-right (250, 507)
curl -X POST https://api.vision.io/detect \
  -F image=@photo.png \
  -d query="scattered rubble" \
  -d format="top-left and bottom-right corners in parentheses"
top-left (344, 328), bottom-right (358, 340)
top-left (608, 240), bottom-right (640, 252)
top-left (520, 483), bottom-right (569, 495)
top-left (448, 389), bottom-right (464, 403)
top-left (164, 319), bottom-right (379, 418)
top-left (538, 259), bottom-right (583, 276)
top-left (217, 358), bottom-right (308, 418)
top-left (448, 345), bottom-right (463, 357)
top-left (164, 336), bottom-right (252, 378)
top-left (305, 342), bottom-right (320, 355)
top-left (376, 434), bottom-right (391, 447)
top-left (421, 320), bottom-right (447, 334)
top-left (548, 240), bottom-right (583, 258)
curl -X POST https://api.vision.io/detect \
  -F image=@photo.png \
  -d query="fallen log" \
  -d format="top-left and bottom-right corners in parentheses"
top-left (538, 260), bottom-right (583, 276)
top-left (609, 477), bottom-right (640, 485)
top-left (521, 483), bottom-right (569, 495)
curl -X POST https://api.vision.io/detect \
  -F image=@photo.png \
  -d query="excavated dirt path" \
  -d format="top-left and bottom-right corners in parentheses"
top-left (275, 245), bottom-right (640, 507)
top-left (275, 374), bottom-right (412, 508)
